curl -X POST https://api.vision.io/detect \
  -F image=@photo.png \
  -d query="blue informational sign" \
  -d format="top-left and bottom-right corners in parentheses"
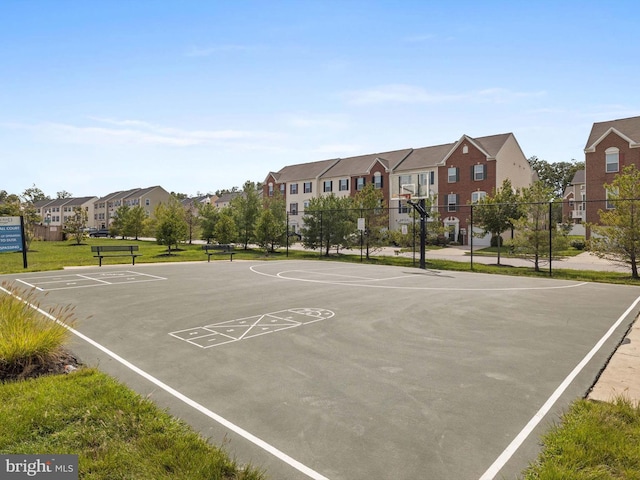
top-left (0, 216), bottom-right (24, 252)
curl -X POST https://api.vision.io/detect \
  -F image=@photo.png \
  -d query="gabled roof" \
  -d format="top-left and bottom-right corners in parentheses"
top-left (268, 158), bottom-right (340, 183)
top-left (570, 169), bottom-right (585, 185)
top-left (441, 133), bottom-right (513, 164)
top-left (585, 115), bottom-right (640, 152)
top-left (216, 192), bottom-right (243, 204)
top-left (393, 143), bottom-right (455, 172)
top-left (321, 148), bottom-right (413, 177)
top-left (124, 186), bottom-right (164, 199)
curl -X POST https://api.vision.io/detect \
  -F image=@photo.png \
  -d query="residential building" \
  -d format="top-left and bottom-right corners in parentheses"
top-left (264, 158), bottom-right (340, 234)
top-left (34, 196), bottom-right (97, 240)
top-left (264, 132), bottom-right (532, 245)
top-left (93, 186), bottom-right (170, 229)
top-left (435, 133), bottom-right (531, 244)
top-left (584, 115), bottom-right (640, 237)
top-left (215, 192), bottom-right (243, 210)
top-left (562, 169), bottom-right (586, 234)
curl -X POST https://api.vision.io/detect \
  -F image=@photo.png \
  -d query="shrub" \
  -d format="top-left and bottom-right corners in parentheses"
top-left (0, 283), bottom-right (76, 380)
top-left (490, 235), bottom-right (503, 247)
top-left (570, 239), bottom-right (586, 250)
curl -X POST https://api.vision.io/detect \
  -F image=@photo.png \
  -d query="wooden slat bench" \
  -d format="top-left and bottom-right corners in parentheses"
top-left (91, 245), bottom-right (141, 267)
top-left (203, 244), bottom-right (235, 262)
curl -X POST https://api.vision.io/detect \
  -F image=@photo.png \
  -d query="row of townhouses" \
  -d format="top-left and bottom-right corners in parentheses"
top-left (265, 115), bottom-right (640, 245)
top-left (264, 132), bottom-right (533, 246)
top-left (33, 187), bottom-right (243, 239)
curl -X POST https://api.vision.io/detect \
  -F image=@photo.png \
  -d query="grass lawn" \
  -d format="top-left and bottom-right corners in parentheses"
top-left (0, 368), bottom-right (263, 480)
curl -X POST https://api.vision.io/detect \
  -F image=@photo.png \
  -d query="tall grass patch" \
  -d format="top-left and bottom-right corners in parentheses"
top-left (0, 282), bottom-right (75, 380)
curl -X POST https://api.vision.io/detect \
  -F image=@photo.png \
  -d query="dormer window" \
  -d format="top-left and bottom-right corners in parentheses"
top-left (462, 145), bottom-right (469, 154)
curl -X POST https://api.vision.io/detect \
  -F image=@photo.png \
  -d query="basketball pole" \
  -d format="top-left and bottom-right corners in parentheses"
top-left (408, 198), bottom-right (428, 269)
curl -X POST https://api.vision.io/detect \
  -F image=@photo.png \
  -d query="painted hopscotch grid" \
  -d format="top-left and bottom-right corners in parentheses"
top-left (16, 271), bottom-right (166, 291)
top-left (170, 308), bottom-right (335, 348)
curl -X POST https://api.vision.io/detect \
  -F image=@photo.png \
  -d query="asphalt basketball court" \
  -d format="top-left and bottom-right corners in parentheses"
top-left (3, 260), bottom-right (640, 480)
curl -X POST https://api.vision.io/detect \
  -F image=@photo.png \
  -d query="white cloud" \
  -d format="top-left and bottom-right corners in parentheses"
top-left (344, 84), bottom-right (546, 106)
top-left (8, 118), bottom-right (284, 147)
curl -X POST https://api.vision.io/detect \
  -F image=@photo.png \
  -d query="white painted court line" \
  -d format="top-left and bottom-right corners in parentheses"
top-left (479, 294), bottom-right (640, 480)
top-left (250, 265), bottom-right (589, 291)
top-left (171, 308), bottom-right (335, 349)
top-left (0, 285), bottom-right (330, 480)
top-left (13, 271), bottom-right (167, 291)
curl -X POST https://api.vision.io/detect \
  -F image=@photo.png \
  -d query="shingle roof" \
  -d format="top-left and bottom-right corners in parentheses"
top-left (571, 169), bottom-right (585, 184)
top-left (393, 143), bottom-right (455, 171)
top-left (585, 115), bottom-right (640, 150)
top-left (320, 148), bottom-right (413, 177)
top-left (473, 133), bottom-right (513, 157)
top-left (270, 158), bottom-right (340, 183)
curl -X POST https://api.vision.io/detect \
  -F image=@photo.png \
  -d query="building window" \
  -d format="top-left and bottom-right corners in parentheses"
top-left (290, 203), bottom-right (298, 215)
top-left (145, 199), bottom-right (150, 206)
top-left (373, 173), bottom-right (383, 189)
top-left (471, 191), bottom-right (486, 203)
top-left (303, 200), bottom-right (310, 209)
top-left (398, 201), bottom-right (409, 214)
top-left (447, 194), bottom-right (458, 212)
top-left (323, 180), bottom-right (333, 193)
top-left (290, 183), bottom-right (298, 194)
top-left (280, 184), bottom-right (286, 194)
top-left (606, 187), bottom-right (618, 210)
top-left (268, 183), bottom-right (274, 196)
top-left (356, 177), bottom-right (365, 191)
top-left (448, 167), bottom-right (459, 183)
top-left (339, 179), bottom-right (349, 191)
top-left (304, 182), bottom-right (312, 193)
top-left (605, 147), bottom-right (619, 173)
top-left (463, 145), bottom-right (469, 154)
top-left (473, 164), bottom-right (486, 181)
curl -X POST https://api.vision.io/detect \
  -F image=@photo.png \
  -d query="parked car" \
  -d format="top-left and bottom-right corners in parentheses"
top-left (89, 228), bottom-right (112, 237)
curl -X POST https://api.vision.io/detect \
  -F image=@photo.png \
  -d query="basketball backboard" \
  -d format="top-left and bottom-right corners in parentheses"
top-left (390, 182), bottom-right (431, 200)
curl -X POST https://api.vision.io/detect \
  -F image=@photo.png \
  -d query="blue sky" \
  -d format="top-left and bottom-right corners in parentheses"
top-left (1, 1), bottom-right (638, 199)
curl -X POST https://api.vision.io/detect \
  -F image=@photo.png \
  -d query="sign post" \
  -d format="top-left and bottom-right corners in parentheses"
top-left (0, 216), bottom-right (28, 268)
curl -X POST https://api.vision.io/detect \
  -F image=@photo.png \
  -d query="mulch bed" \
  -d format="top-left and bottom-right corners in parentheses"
top-left (0, 348), bottom-right (82, 382)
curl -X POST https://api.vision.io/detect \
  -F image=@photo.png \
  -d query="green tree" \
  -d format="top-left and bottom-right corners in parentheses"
top-left (260, 192), bottom-right (287, 252)
top-left (511, 181), bottom-right (568, 272)
top-left (0, 192), bottom-right (21, 216)
top-left (214, 209), bottom-right (237, 244)
top-left (64, 206), bottom-right (89, 245)
top-left (111, 205), bottom-right (131, 239)
top-left (127, 206), bottom-right (148, 240)
top-left (56, 190), bottom-right (73, 199)
top-left (21, 185), bottom-right (49, 250)
top-left (198, 203), bottom-right (219, 242)
top-left (589, 164), bottom-right (640, 279)
top-left (231, 181), bottom-right (261, 249)
top-left (472, 179), bottom-right (523, 265)
top-left (154, 197), bottom-right (188, 254)
top-left (528, 156), bottom-right (585, 198)
top-left (183, 201), bottom-right (201, 245)
top-left (354, 185), bottom-right (388, 259)
top-left (301, 194), bottom-right (355, 256)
